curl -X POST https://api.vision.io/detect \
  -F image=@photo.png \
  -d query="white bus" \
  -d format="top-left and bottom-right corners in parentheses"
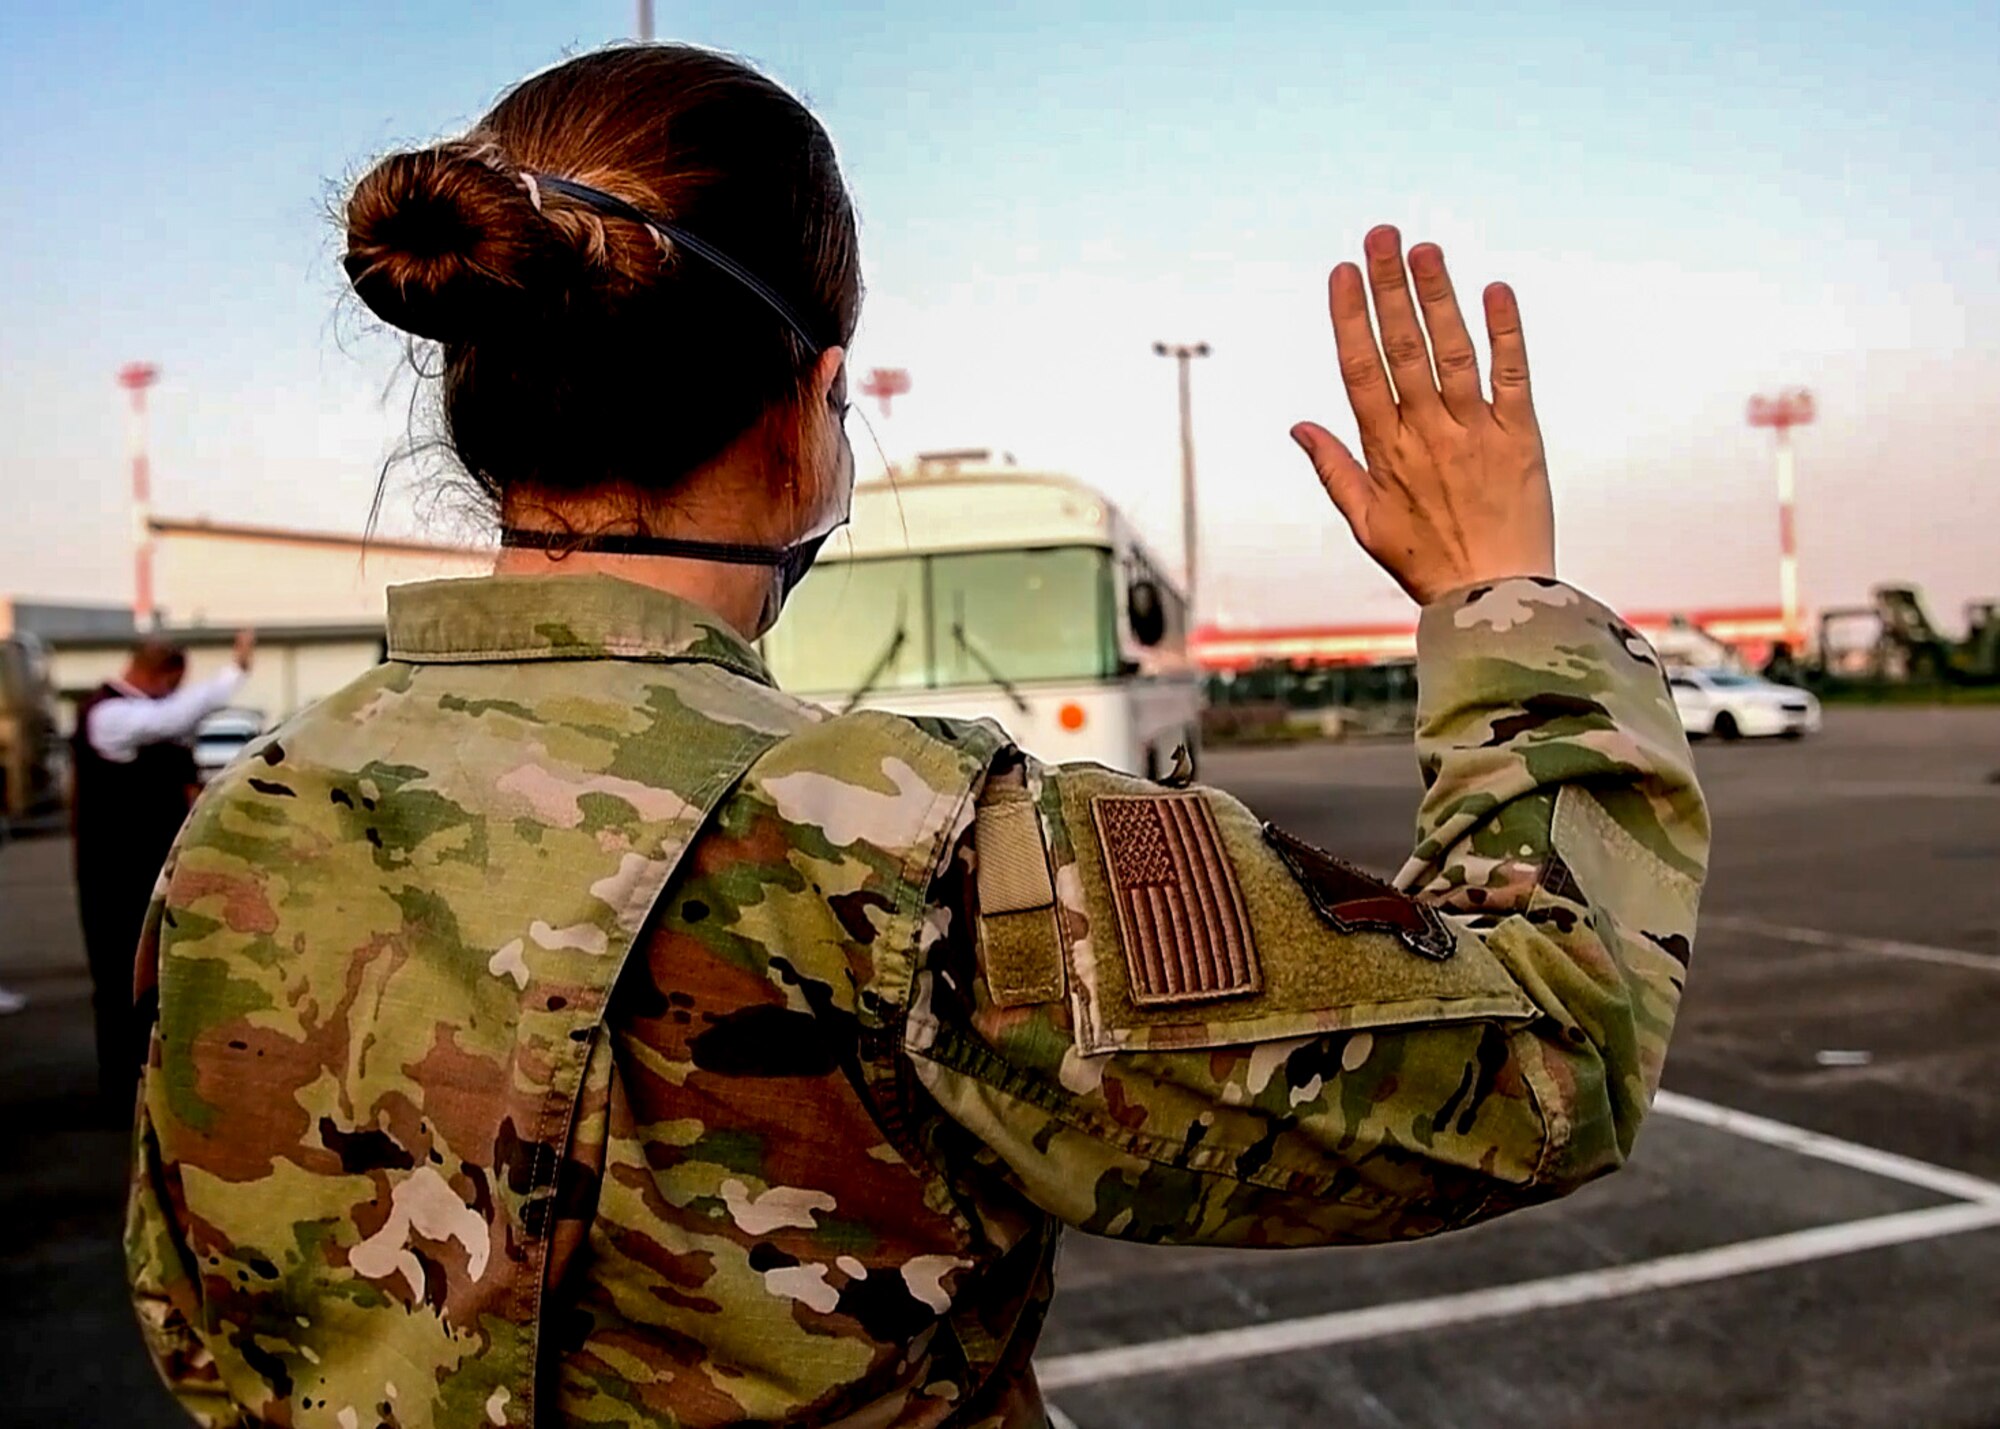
top-left (763, 451), bottom-right (1203, 778)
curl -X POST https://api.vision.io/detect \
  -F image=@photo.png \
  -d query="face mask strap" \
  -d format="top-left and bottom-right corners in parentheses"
top-left (498, 528), bottom-right (792, 566)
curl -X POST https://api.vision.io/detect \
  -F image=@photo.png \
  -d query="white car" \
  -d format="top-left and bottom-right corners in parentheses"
top-left (193, 708), bottom-right (266, 783)
top-left (1668, 670), bottom-right (1821, 740)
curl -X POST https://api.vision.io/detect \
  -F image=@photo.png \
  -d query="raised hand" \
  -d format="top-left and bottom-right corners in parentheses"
top-left (1291, 226), bottom-right (1556, 606)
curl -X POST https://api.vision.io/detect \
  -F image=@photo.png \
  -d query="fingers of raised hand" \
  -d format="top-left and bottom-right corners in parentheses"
top-left (1483, 282), bottom-right (1533, 426)
top-left (1408, 243), bottom-right (1482, 422)
top-left (1363, 227), bottom-right (1442, 418)
top-left (1328, 262), bottom-right (1398, 434)
top-left (1290, 421), bottom-right (1371, 532)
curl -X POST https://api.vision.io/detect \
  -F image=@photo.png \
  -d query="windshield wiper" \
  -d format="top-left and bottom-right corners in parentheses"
top-left (951, 596), bottom-right (1030, 714)
top-left (841, 597), bottom-right (908, 714)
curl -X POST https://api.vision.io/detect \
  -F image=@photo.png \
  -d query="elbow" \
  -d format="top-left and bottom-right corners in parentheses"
top-left (1530, 1056), bottom-right (1660, 1202)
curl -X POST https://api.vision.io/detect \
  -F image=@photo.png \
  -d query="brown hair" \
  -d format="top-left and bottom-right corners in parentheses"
top-left (343, 45), bottom-right (860, 511)
top-left (129, 640), bottom-right (187, 679)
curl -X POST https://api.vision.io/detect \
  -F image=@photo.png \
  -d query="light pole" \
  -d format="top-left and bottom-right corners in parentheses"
top-left (1153, 341), bottom-right (1209, 616)
top-left (1747, 388), bottom-right (1815, 649)
top-left (635, 0), bottom-right (653, 40)
top-left (118, 362), bottom-right (161, 630)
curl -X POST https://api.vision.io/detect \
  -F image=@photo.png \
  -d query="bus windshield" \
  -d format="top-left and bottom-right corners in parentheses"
top-left (764, 545), bottom-right (1118, 695)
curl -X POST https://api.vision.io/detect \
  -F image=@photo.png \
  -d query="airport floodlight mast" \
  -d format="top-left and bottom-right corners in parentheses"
top-left (1747, 388), bottom-right (1815, 648)
top-left (861, 367), bottom-right (911, 417)
top-left (1153, 341), bottom-right (1209, 617)
top-left (635, 0), bottom-right (653, 41)
top-left (117, 362), bottom-right (160, 630)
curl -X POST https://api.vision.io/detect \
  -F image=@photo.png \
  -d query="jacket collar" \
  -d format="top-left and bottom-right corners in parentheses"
top-left (385, 574), bottom-right (774, 686)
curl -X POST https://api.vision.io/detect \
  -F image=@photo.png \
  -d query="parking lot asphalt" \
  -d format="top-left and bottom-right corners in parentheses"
top-left (3, 706), bottom-right (1997, 1428)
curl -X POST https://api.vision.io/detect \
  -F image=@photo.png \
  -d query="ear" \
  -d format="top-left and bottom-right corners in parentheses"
top-left (812, 345), bottom-right (846, 405)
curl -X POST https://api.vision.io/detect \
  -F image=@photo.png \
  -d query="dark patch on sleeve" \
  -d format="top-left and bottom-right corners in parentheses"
top-left (414, 1247), bottom-right (451, 1310)
top-left (237, 1337), bottom-right (295, 1399)
top-left (1645, 930), bottom-right (1694, 967)
top-left (1434, 1023), bottom-right (1512, 1135)
top-left (1606, 618), bottom-right (1659, 668)
top-left (494, 1117), bottom-right (552, 1196)
top-left (1232, 1114), bottom-right (1294, 1183)
top-left (244, 1254), bottom-right (279, 1279)
top-left (1280, 1036), bottom-right (1350, 1096)
top-left (616, 964), bottom-right (671, 1022)
top-left (747, 1242), bottom-right (798, 1272)
top-left (836, 1267), bottom-right (938, 1340)
top-left (247, 778), bottom-right (296, 798)
top-left (1481, 693), bottom-right (1613, 747)
top-left (681, 899), bottom-right (710, 923)
top-left (258, 742), bottom-right (285, 766)
top-left (828, 888), bottom-right (895, 944)
top-left (1262, 824), bottom-right (1456, 961)
top-left (688, 1006), bottom-right (847, 1078)
top-left (1524, 904), bottom-right (1581, 935)
top-left (365, 828), bottom-right (383, 848)
top-left (1527, 576), bottom-right (1563, 588)
top-left (330, 788), bottom-right (354, 808)
top-left (317, 1118), bottom-right (415, 1175)
top-left (1463, 584), bottom-right (1493, 603)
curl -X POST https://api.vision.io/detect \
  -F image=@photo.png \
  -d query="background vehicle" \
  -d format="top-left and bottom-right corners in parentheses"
top-left (763, 451), bottom-right (1201, 777)
top-left (1815, 583), bottom-right (2000, 688)
top-left (1669, 668), bottom-right (1821, 740)
top-left (0, 633), bottom-right (65, 825)
top-left (193, 708), bottom-right (266, 784)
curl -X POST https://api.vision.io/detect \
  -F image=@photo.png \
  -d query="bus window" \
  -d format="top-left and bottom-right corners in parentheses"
top-left (764, 556), bottom-right (929, 697)
top-left (931, 547), bottom-right (1117, 685)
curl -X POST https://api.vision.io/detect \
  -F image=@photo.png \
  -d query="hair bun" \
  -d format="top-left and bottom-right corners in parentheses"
top-left (343, 146), bottom-right (574, 343)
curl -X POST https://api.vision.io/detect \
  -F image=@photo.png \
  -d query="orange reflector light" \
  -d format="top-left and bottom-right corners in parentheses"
top-left (1058, 703), bottom-right (1086, 731)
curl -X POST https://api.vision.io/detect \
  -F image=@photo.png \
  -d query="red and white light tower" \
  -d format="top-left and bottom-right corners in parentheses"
top-left (860, 367), bottom-right (911, 417)
top-left (1747, 388), bottom-right (1815, 649)
top-left (118, 362), bottom-right (161, 630)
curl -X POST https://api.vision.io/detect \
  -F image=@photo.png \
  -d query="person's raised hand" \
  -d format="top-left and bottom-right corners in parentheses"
top-left (233, 628), bottom-right (257, 672)
top-left (1291, 226), bottom-right (1556, 606)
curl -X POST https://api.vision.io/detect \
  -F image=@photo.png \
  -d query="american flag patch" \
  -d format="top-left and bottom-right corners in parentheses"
top-left (1090, 793), bottom-right (1260, 1006)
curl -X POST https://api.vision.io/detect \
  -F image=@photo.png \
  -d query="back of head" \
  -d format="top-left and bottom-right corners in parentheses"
top-left (129, 639), bottom-right (188, 685)
top-left (343, 45), bottom-right (860, 513)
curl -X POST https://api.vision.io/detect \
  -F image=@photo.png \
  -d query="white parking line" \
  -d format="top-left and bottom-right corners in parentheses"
top-left (1819, 780), bottom-right (2000, 800)
top-left (1654, 1091), bottom-right (2000, 1204)
top-left (1035, 1200), bottom-right (2000, 1390)
top-left (1037, 1092), bottom-right (2000, 1392)
top-left (1047, 1407), bottom-right (1081, 1429)
top-left (1704, 913), bottom-right (2000, 974)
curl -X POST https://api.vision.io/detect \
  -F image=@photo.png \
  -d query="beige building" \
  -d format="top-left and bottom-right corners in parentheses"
top-left (150, 517), bottom-right (490, 627)
top-left (44, 519), bottom-right (491, 727)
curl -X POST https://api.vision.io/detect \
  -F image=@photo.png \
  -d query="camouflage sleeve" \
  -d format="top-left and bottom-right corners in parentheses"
top-left (125, 851), bottom-right (240, 1427)
top-left (904, 577), bottom-right (1707, 1245)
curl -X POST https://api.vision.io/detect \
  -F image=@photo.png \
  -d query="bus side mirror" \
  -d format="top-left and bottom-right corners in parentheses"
top-left (1128, 580), bottom-right (1167, 647)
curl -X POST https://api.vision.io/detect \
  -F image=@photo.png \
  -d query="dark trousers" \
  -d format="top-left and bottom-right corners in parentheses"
top-left (75, 848), bottom-right (161, 1115)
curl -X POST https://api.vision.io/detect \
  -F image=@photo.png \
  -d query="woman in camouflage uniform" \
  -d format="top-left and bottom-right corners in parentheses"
top-left (127, 43), bottom-right (1707, 1429)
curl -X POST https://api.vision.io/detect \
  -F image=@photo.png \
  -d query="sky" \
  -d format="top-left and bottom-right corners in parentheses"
top-left (2, 0), bottom-right (1996, 631)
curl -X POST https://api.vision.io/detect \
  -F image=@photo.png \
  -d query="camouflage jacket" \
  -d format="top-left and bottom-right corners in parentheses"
top-left (128, 572), bottom-right (1706, 1428)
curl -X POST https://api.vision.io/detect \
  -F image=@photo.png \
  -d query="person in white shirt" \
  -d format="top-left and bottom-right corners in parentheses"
top-left (71, 629), bottom-right (254, 1113)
